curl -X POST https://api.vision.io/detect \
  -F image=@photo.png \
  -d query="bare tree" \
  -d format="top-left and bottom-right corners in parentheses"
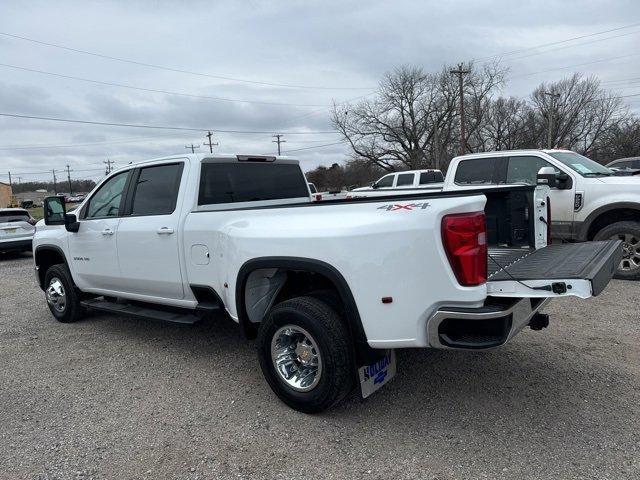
top-left (332, 63), bottom-right (506, 171)
top-left (592, 117), bottom-right (640, 162)
top-left (530, 74), bottom-right (626, 154)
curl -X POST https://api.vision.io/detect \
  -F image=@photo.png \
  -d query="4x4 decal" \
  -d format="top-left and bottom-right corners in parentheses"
top-left (377, 202), bottom-right (430, 211)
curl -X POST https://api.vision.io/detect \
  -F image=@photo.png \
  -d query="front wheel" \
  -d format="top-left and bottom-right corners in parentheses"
top-left (594, 221), bottom-right (640, 280)
top-left (44, 264), bottom-right (85, 322)
top-left (257, 296), bottom-right (354, 413)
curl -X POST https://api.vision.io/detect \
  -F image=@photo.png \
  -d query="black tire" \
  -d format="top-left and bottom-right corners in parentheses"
top-left (44, 264), bottom-right (85, 322)
top-left (594, 221), bottom-right (640, 280)
top-left (257, 296), bottom-right (354, 413)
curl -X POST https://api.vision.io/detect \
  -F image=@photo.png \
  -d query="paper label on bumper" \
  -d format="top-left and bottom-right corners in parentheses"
top-left (359, 349), bottom-right (396, 398)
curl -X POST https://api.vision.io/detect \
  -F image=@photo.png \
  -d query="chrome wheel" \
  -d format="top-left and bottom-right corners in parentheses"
top-left (612, 233), bottom-right (640, 272)
top-left (270, 325), bottom-right (322, 392)
top-left (46, 277), bottom-right (66, 313)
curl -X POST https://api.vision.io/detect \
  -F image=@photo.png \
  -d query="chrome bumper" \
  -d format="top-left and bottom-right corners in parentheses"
top-left (426, 297), bottom-right (550, 350)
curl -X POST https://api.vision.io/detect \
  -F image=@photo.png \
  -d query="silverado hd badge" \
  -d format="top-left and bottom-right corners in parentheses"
top-left (377, 202), bottom-right (430, 211)
top-left (359, 350), bottom-right (397, 398)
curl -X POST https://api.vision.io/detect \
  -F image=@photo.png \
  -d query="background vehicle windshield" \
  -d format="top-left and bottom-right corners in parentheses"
top-left (548, 151), bottom-right (613, 176)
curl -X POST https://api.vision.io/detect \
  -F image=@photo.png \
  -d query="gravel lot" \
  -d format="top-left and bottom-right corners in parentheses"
top-left (1, 252), bottom-right (638, 480)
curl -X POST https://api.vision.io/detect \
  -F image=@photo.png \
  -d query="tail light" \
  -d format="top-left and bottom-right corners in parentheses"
top-left (441, 212), bottom-right (487, 286)
top-left (546, 196), bottom-right (551, 245)
top-left (27, 218), bottom-right (37, 226)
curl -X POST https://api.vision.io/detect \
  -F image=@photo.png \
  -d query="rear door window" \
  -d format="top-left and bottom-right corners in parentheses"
top-left (396, 173), bottom-right (415, 187)
top-left (198, 162), bottom-right (309, 205)
top-left (454, 157), bottom-right (506, 185)
top-left (129, 163), bottom-right (184, 216)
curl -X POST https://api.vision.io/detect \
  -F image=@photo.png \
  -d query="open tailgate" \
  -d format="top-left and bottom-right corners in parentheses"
top-left (487, 241), bottom-right (622, 299)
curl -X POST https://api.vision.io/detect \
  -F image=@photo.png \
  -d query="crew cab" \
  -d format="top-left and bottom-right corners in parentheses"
top-left (33, 153), bottom-right (621, 412)
top-left (445, 150), bottom-right (640, 279)
top-left (348, 169), bottom-right (444, 198)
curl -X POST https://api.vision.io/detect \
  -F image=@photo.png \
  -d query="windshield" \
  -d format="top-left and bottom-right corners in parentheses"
top-left (548, 151), bottom-right (613, 177)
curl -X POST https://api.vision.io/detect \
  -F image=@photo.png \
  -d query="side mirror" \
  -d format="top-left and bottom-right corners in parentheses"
top-left (555, 172), bottom-right (572, 190)
top-left (43, 196), bottom-right (80, 232)
top-left (536, 167), bottom-right (557, 188)
top-left (371, 182), bottom-right (379, 189)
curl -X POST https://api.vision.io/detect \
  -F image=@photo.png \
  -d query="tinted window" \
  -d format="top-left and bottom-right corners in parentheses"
top-left (506, 156), bottom-right (557, 185)
top-left (396, 173), bottom-right (415, 186)
top-left (376, 175), bottom-right (394, 188)
top-left (455, 158), bottom-right (503, 184)
top-left (86, 171), bottom-right (129, 218)
top-left (198, 162), bottom-right (309, 205)
top-left (0, 211), bottom-right (30, 222)
top-left (420, 171), bottom-right (444, 184)
top-left (130, 164), bottom-right (183, 216)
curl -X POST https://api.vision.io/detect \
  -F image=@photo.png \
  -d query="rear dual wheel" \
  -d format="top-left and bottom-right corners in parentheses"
top-left (257, 296), bottom-right (355, 413)
top-left (594, 221), bottom-right (640, 280)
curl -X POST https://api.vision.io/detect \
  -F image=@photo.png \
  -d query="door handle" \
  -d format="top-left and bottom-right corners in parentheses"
top-left (157, 227), bottom-right (174, 235)
top-left (101, 228), bottom-right (114, 236)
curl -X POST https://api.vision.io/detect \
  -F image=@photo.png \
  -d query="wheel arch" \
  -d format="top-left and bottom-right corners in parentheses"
top-left (235, 257), bottom-right (368, 351)
top-left (579, 203), bottom-right (640, 241)
top-left (34, 245), bottom-right (68, 290)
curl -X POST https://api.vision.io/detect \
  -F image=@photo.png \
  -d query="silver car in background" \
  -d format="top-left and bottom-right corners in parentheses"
top-left (0, 208), bottom-right (36, 254)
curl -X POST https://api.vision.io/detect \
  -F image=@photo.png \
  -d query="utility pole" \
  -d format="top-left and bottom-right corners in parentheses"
top-left (16, 176), bottom-right (21, 185)
top-left (544, 91), bottom-right (560, 149)
top-left (450, 63), bottom-right (470, 156)
top-left (66, 165), bottom-right (73, 196)
top-left (7, 171), bottom-right (12, 189)
top-left (432, 114), bottom-right (441, 170)
top-left (272, 134), bottom-right (286, 155)
top-left (52, 169), bottom-right (57, 194)
top-left (203, 131), bottom-right (218, 153)
top-left (104, 159), bottom-right (115, 175)
top-left (185, 143), bottom-right (200, 154)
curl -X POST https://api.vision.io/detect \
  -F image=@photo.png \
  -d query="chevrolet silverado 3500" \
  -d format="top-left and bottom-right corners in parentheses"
top-left (33, 154), bottom-right (621, 412)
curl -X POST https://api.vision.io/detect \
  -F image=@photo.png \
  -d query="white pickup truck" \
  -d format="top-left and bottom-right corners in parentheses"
top-left (33, 153), bottom-right (621, 412)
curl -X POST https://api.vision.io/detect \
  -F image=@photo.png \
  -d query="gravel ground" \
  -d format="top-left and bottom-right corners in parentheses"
top-left (1, 252), bottom-right (638, 480)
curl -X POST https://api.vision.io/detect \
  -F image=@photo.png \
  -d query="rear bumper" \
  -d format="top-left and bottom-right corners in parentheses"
top-left (0, 238), bottom-right (33, 252)
top-left (426, 297), bottom-right (549, 350)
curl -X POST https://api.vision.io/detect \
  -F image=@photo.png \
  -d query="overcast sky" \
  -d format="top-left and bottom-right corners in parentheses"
top-left (1, 0), bottom-right (639, 184)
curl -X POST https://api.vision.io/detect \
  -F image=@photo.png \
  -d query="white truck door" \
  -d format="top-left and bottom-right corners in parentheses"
top-left (116, 162), bottom-right (186, 300)
top-left (68, 170), bottom-right (131, 292)
top-left (505, 155), bottom-right (576, 239)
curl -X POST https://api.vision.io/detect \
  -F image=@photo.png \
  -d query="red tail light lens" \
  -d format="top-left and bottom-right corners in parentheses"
top-left (441, 212), bottom-right (487, 286)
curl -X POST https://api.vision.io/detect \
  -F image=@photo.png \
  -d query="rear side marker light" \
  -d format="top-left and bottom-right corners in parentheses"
top-left (441, 212), bottom-right (487, 286)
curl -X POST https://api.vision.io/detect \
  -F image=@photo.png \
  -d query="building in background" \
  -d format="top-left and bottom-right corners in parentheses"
top-left (0, 182), bottom-right (12, 207)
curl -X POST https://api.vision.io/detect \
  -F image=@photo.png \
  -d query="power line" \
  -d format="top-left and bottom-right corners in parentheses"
top-left (495, 29), bottom-right (640, 64)
top-left (473, 21), bottom-right (640, 62)
top-left (281, 141), bottom-right (346, 154)
top-left (0, 112), bottom-right (339, 135)
top-left (510, 53), bottom-right (640, 79)
top-left (0, 31), bottom-right (374, 91)
top-left (0, 63), bottom-right (330, 107)
top-left (0, 132), bottom-right (189, 150)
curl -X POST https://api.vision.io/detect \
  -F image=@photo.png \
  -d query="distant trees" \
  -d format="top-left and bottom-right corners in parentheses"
top-left (11, 179), bottom-right (96, 194)
top-left (324, 64), bottom-right (638, 185)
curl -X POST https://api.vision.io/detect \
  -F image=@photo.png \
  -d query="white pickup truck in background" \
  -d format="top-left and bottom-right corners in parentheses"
top-left (33, 153), bottom-right (621, 412)
top-left (347, 169), bottom-right (444, 198)
top-left (445, 149), bottom-right (640, 279)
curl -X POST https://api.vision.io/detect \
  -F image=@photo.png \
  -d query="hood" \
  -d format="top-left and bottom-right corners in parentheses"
top-left (595, 176), bottom-right (640, 186)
